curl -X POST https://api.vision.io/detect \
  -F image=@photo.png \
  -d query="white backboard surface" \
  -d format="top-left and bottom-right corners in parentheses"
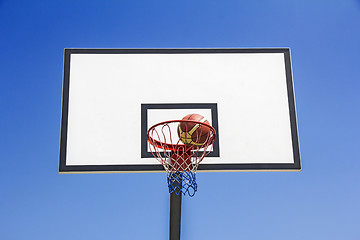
top-left (59, 48), bottom-right (300, 173)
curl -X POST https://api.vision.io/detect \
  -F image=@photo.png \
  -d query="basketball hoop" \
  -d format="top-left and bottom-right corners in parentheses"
top-left (147, 119), bottom-right (216, 196)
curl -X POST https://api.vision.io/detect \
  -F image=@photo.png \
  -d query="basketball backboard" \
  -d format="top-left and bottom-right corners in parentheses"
top-left (59, 48), bottom-right (301, 173)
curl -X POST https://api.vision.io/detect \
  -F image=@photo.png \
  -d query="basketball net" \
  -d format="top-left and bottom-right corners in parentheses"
top-left (147, 120), bottom-right (216, 196)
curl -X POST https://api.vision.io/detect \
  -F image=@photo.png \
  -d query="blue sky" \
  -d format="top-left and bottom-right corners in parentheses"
top-left (1, 0), bottom-right (359, 239)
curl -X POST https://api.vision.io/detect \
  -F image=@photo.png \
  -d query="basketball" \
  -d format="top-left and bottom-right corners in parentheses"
top-left (177, 114), bottom-right (211, 146)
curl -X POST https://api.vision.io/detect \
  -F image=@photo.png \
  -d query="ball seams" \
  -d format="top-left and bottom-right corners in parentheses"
top-left (177, 114), bottom-right (211, 146)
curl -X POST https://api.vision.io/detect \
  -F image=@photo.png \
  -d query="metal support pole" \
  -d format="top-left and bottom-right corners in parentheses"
top-left (169, 191), bottom-right (182, 240)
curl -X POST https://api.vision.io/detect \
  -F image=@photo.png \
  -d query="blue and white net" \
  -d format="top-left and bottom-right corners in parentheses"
top-left (147, 120), bottom-right (216, 197)
top-left (167, 171), bottom-right (197, 197)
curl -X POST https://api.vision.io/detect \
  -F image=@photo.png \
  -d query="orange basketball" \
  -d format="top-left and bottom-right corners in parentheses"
top-left (177, 114), bottom-right (211, 146)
